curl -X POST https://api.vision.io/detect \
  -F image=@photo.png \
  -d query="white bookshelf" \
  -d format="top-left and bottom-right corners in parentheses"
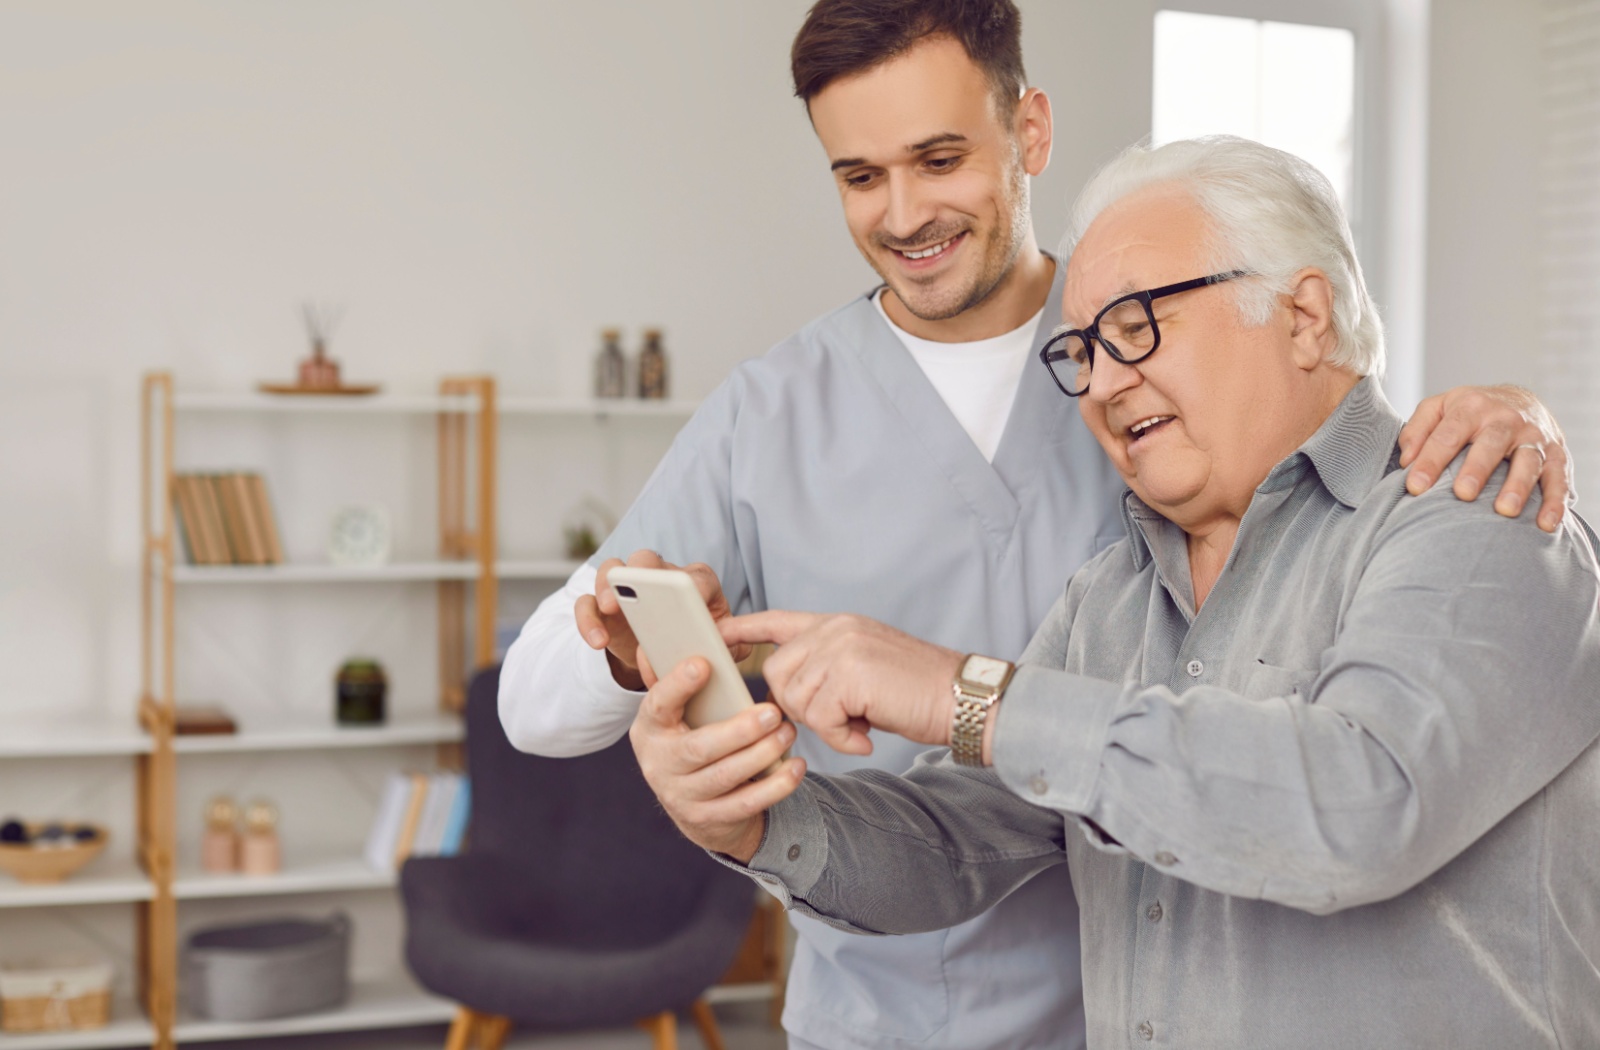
top-left (174, 855), bottom-right (393, 900)
top-left (500, 396), bottom-right (699, 418)
top-left (173, 390), bottom-right (698, 420)
top-left (170, 713), bottom-right (462, 755)
top-left (172, 392), bottom-right (471, 415)
top-left (0, 715), bottom-right (152, 758)
top-left (171, 972), bottom-right (455, 1043)
top-left (171, 559), bottom-right (581, 585)
top-left (0, 997), bottom-right (153, 1050)
top-left (8, 374), bottom-right (705, 1050)
top-left (0, 860), bottom-right (153, 909)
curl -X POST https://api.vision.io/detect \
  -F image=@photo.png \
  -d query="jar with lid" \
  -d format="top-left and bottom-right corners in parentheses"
top-left (336, 659), bottom-right (387, 726)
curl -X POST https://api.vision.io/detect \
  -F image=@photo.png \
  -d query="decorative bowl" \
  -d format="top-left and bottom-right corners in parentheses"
top-left (0, 826), bottom-right (108, 884)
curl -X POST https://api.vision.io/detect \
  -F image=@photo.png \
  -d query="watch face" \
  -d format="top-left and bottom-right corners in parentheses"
top-left (962, 655), bottom-right (1010, 688)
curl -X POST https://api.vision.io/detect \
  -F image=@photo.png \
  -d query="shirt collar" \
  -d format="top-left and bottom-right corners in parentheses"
top-left (1121, 376), bottom-right (1403, 571)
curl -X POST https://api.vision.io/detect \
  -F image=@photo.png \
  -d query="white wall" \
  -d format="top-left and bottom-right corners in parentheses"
top-left (0, 0), bottom-right (1565, 780)
top-left (1423, 0), bottom-right (1544, 395)
top-left (0, 0), bottom-right (1149, 719)
top-left (0, 0), bottom-right (1150, 977)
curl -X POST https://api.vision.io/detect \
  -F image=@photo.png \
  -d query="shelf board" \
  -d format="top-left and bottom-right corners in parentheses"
top-left (494, 559), bottom-right (583, 580)
top-left (172, 972), bottom-right (455, 1042)
top-left (0, 997), bottom-right (152, 1050)
top-left (0, 860), bottom-right (154, 909)
top-left (171, 713), bottom-right (461, 754)
top-left (0, 714), bottom-right (152, 758)
top-left (172, 391), bottom-right (474, 414)
top-left (172, 559), bottom-right (580, 584)
top-left (173, 390), bottom-right (698, 418)
top-left (499, 396), bottom-right (699, 417)
top-left (173, 561), bottom-right (478, 584)
top-left (174, 855), bottom-right (394, 900)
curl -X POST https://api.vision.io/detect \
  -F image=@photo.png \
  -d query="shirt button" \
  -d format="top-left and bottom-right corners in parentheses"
top-left (1147, 901), bottom-right (1163, 923)
top-left (1154, 851), bottom-right (1178, 866)
top-left (1137, 1021), bottom-right (1155, 1041)
top-left (1185, 659), bottom-right (1203, 677)
top-left (1030, 776), bottom-right (1049, 796)
top-left (787, 844), bottom-right (802, 862)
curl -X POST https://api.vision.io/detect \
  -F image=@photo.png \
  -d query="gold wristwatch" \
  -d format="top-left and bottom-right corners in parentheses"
top-left (950, 654), bottom-right (1015, 766)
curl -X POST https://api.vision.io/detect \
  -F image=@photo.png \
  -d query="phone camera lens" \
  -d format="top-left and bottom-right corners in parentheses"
top-left (615, 585), bottom-right (638, 600)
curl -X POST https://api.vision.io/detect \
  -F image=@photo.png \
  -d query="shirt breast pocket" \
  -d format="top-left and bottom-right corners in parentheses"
top-left (1243, 660), bottom-right (1318, 702)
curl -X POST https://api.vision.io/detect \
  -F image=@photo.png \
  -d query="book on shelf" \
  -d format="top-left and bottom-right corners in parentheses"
top-left (171, 475), bottom-right (201, 564)
top-left (172, 475), bottom-right (223, 565)
top-left (213, 473), bottom-right (255, 564)
top-left (436, 777), bottom-right (471, 857)
top-left (364, 775), bottom-right (412, 872)
top-left (247, 473), bottom-right (285, 564)
top-left (364, 771), bottom-right (470, 871)
top-left (411, 773), bottom-right (460, 857)
top-left (230, 473), bottom-right (270, 564)
top-left (193, 474), bottom-right (232, 564)
top-left (391, 772), bottom-right (430, 867)
top-left (171, 472), bottom-right (284, 566)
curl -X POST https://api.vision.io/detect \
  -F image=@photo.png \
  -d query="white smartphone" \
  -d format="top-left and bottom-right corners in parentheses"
top-left (607, 566), bottom-right (757, 729)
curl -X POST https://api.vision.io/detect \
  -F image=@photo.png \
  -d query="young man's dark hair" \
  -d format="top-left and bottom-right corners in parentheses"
top-left (791, 0), bottom-right (1025, 114)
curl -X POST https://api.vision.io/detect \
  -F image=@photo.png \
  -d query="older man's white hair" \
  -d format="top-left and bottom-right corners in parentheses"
top-left (1062, 135), bottom-right (1385, 378)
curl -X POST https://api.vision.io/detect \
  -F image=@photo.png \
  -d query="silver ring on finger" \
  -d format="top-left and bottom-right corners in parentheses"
top-left (1514, 443), bottom-right (1547, 469)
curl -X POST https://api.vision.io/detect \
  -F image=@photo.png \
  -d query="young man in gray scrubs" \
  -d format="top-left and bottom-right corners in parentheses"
top-left (500, 3), bottom-right (1572, 1048)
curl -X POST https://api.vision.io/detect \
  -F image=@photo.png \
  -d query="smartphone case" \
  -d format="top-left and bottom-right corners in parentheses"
top-left (607, 567), bottom-right (755, 728)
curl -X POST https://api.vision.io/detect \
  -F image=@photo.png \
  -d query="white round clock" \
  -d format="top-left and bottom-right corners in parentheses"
top-left (328, 504), bottom-right (392, 566)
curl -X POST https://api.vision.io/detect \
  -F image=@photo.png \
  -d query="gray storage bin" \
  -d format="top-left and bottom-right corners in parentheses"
top-left (182, 913), bottom-right (351, 1022)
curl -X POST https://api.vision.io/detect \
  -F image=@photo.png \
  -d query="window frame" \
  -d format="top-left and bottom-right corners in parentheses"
top-left (1150, 0), bottom-right (1426, 409)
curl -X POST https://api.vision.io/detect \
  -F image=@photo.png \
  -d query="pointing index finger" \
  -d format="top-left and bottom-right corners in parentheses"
top-left (720, 610), bottom-right (822, 648)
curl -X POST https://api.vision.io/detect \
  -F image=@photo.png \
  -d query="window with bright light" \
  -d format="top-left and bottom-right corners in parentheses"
top-left (1153, 11), bottom-right (1356, 213)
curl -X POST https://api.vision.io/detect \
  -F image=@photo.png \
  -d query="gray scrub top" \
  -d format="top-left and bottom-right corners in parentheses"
top-left (595, 269), bottom-right (1126, 1050)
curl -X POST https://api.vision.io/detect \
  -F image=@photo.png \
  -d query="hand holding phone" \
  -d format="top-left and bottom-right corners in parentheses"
top-left (607, 566), bottom-right (756, 728)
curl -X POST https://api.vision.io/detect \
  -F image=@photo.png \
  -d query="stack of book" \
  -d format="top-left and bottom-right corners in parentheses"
top-left (363, 771), bottom-right (470, 872)
top-left (172, 472), bottom-right (284, 566)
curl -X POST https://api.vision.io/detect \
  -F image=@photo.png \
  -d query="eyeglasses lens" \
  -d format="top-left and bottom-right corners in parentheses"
top-left (1100, 299), bottom-right (1157, 357)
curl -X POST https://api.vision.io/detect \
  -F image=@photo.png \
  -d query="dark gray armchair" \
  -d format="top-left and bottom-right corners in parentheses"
top-left (400, 664), bottom-right (758, 1050)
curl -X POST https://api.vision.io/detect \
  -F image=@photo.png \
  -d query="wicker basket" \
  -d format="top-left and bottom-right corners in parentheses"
top-left (0, 826), bottom-right (108, 884)
top-left (0, 957), bottom-right (113, 1033)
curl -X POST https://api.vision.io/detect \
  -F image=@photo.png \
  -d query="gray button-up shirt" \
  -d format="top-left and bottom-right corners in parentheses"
top-left (743, 378), bottom-right (1600, 1049)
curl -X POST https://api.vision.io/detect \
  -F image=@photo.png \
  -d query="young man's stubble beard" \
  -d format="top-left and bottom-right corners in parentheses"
top-left (873, 131), bottom-right (1033, 324)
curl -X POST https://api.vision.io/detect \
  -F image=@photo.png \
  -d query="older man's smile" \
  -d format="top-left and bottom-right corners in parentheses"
top-left (1127, 415), bottom-right (1175, 441)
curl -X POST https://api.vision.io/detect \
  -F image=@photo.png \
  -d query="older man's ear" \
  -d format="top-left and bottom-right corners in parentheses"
top-left (1286, 268), bottom-right (1339, 371)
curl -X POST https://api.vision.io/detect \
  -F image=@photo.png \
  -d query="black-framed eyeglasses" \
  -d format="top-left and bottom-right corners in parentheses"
top-left (1039, 270), bottom-right (1251, 398)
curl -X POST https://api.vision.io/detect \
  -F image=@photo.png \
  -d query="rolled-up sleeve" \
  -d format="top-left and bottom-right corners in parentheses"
top-left (735, 757), bottom-right (1068, 935)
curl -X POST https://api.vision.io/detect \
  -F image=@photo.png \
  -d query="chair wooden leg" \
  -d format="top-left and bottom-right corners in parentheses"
top-left (637, 1010), bottom-right (679, 1050)
top-left (445, 1007), bottom-right (478, 1050)
top-left (690, 999), bottom-right (726, 1050)
top-left (758, 894), bottom-right (788, 1029)
top-left (479, 1014), bottom-right (513, 1050)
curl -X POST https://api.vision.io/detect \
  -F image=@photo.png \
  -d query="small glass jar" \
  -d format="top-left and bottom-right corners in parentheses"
top-left (637, 328), bottom-right (668, 399)
top-left (336, 659), bottom-right (387, 726)
top-left (595, 328), bottom-right (627, 399)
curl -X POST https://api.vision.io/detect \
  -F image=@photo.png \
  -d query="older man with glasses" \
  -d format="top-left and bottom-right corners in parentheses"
top-left (630, 135), bottom-right (1600, 1048)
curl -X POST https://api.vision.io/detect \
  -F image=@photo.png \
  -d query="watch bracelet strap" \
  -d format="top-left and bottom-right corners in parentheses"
top-left (950, 688), bottom-right (991, 766)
